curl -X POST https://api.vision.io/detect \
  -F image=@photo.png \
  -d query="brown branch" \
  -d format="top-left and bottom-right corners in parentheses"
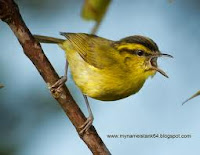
top-left (0, 0), bottom-right (111, 154)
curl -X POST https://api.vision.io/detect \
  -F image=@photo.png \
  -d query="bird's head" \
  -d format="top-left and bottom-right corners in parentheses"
top-left (113, 35), bottom-right (173, 79)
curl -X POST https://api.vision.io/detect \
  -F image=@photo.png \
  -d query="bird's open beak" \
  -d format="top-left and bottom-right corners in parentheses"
top-left (149, 53), bottom-right (173, 78)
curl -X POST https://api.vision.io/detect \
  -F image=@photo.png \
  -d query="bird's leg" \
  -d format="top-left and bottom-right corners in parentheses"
top-left (79, 95), bottom-right (94, 135)
top-left (51, 60), bottom-right (68, 91)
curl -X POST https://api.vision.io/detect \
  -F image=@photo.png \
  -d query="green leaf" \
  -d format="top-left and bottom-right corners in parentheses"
top-left (182, 90), bottom-right (200, 105)
top-left (81, 0), bottom-right (111, 22)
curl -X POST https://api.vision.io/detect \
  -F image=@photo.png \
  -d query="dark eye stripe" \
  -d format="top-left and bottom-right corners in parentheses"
top-left (119, 48), bottom-right (151, 57)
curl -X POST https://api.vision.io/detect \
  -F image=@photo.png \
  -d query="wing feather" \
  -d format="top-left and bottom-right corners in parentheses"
top-left (60, 33), bottom-right (116, 69)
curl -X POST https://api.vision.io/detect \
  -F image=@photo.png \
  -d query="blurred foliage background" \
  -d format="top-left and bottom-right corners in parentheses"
top-left (1, 0), bottom-right (200, 154)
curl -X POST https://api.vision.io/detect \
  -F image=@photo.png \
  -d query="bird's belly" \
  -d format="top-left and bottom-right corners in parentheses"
top-left (74, 73), bottom-right (144, 101)
top-left (70, 63), bottom-right (144, 101)
top-left (82, 80), bottom-right (140, 101)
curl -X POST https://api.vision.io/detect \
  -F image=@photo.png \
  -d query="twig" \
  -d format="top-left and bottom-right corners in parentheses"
top-left (182, 90), bottom-right (200, 105)
top-left (91, 21), bottom-right (101, 35)
top-left (0, 0), bottom-right (111, 154)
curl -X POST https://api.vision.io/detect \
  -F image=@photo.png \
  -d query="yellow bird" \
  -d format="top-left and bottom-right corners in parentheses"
top-left (34, 33), bottom-right (172, 134)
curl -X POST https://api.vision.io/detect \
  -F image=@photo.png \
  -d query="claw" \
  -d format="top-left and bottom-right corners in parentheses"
top-left (50, 76), bottom-right (67, 95)
top-left (51, 76), bottom-right (67, 88)
top-left (79, 115), bottom-right (94, 135)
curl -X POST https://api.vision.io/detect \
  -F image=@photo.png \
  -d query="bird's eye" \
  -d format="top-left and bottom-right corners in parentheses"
top-left (136, 50), bottom-right (144, 56)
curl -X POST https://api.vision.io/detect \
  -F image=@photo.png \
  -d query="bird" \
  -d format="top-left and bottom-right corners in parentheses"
top-left (34, 33), bottom-right (173, 134)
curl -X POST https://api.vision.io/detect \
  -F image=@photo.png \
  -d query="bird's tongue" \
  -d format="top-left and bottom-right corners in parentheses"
top-left (151, 57), bottom-right (157, 67)
top-left (150, 57), bottom-right (169, 78)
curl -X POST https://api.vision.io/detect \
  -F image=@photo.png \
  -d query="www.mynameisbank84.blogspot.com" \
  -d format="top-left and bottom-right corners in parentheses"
top-left (107, 133), bottom-right (192, 139)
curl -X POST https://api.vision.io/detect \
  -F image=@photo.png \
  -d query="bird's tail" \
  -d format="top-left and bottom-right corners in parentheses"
top-left (33, 35), bottom-right (65, 44)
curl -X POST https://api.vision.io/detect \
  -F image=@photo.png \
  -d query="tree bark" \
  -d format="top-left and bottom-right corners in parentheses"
top-left (0, 0), bottom-right (111, 154)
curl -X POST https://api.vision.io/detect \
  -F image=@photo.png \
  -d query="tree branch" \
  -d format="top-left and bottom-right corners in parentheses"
top-left (0, 0), bottom-right (110, 154)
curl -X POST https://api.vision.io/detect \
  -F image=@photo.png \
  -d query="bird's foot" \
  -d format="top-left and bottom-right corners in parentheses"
top-left (50, 76), bottom-right (67, 95)
top-left (79, 115), bottom-right (94, 135)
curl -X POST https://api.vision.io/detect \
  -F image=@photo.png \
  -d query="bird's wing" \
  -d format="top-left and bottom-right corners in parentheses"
top-left (60, 33), bottom-right (116, 69)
